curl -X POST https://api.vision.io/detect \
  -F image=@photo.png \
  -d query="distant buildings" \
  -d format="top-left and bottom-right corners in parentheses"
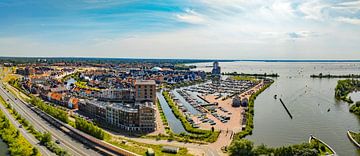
top-left (99, 88), bottom-right (134, 102)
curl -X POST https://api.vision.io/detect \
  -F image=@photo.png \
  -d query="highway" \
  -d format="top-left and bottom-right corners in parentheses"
top-left (0, 91), bottom-right (55, 156)
top-left (0, 83), bottom-right (101, 156)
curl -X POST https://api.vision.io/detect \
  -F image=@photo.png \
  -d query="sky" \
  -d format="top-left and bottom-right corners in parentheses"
top-left (0, 0), bottom-right (360, 59)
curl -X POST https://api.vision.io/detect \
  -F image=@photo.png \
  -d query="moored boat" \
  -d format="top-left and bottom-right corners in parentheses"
top-left (309, 135), bottom-right (337, 156)
top-left (347, 130), bottom-right (360, 148)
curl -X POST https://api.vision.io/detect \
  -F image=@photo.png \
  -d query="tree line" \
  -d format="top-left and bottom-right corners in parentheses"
top-left (0, 110), bottom-right (40, 156)
top-left (29, 96), bottom-right (69, 123)
top-left (75, 116), bottom-right (106, 140)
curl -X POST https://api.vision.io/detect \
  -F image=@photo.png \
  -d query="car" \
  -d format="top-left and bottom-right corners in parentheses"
top-left (210, 122), bottom-right (216, 125)
top-left (14, 98), bottom-right (17, 100)
top-left (18, 125), bottom-right (23, 128)
top-left (55, 140), bottom-right (61, 144)
top-left (6, 99), bottom-right (9, 101)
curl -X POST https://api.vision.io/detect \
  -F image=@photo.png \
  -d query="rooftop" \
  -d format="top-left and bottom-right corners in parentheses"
top-left (135, 80), bottom-right (156, 85)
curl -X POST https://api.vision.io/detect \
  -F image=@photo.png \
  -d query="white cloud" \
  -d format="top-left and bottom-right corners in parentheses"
top-left (298, 0), bottom-right (329, 20)
top-left (1, 0), bottom-right (360, 59)
top-left (337, 17), bottom-right (360, 25)
top-left (176, 9), bottom-right (207, 24)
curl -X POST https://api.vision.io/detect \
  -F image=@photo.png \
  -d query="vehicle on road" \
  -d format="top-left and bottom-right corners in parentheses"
top-left (55, 140), bottom-right (61, 144)
top-left (19, 124), bottom-right (22, 128)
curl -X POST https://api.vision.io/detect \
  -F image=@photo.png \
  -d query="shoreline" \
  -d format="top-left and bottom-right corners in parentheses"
top-left (347, 130), bottom-right (360, 148)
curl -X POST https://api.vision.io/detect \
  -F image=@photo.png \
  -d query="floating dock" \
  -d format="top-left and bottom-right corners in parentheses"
top-left (279, 98), bottom-right (293, 119)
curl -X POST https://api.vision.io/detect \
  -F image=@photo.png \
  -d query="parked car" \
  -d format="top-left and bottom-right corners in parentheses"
top-left (55, 140), bottom-right (61, 144)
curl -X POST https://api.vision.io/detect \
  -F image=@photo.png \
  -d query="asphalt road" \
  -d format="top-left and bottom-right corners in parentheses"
top-left (0, 91), bottom-right (55, 156)
top-left (0, 83), bottom-right (101, 156)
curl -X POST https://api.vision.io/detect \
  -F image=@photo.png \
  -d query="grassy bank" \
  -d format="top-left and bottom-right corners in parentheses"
top-left (334, 79), bottom-right (360, 103)
top-left (311, 73), bottom-right (360, 78)
top-left (349, 131), bottom-right (360, 146)
top-left (350, 101), bottom-right (360, 117)
top-left (222, 72), bottom-right (279, 78)
top-left (309, 137), bottom-right (335, 155)
top-left (334, 79), bottom-right (360, 117)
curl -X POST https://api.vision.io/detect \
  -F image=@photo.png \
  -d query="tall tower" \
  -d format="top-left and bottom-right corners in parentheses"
top-left (211, 61), bottom-right (221, 76)
top-left (211, 61), bottom-right (221, 83)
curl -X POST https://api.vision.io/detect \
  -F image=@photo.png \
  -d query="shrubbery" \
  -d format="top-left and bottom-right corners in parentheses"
top-left (335, 79), bottom-right (360, 103)
top-left (0, 110), bottom-right (40, 156)
top-left (349, 101), bottom-right (360, 116)
top-left (229, 139), bottom-right (318, 156)
top-left (29, 96), bottom-right (69, 123)
top-left (75, 116), bottom-right (105, 140)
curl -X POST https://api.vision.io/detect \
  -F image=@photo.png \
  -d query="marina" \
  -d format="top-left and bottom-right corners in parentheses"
top-left (191, 61), bottom-right (360, 156)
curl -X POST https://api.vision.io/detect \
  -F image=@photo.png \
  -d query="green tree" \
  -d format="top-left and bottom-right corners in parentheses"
top-left (40, 132), bottom-right (52, 145)
top-left (229, 139), bottom-right (254, 156)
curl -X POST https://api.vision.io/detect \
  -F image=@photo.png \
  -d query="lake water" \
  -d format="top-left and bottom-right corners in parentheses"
top-left (0, 138), bottom-right (9, 156)
top-left (190, 61), bottom-right (360, 156)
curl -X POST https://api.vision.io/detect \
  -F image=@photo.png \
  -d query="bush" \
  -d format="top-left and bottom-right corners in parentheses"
top-left (0, 110), bottom-right (40, 156)
top-left (29, 96), bottom-right (69, 123)
top-left (75, 116), bottom-right (105, 140)
top-left (335, 79), bottom-right (360, 103)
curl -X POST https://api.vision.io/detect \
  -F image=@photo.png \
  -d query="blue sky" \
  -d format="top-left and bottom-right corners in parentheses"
top-left (0, 0), bottom-right (360, 59)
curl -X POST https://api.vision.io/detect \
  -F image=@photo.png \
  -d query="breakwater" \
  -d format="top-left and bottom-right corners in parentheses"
top-left (279, 98), bottom-right (293, 119)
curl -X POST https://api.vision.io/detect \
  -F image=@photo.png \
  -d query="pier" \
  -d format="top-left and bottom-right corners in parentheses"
top-left (279, 98), bottom-right (293, 119)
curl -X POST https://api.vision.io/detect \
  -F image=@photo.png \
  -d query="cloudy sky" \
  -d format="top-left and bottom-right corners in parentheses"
top-left (0, 0), bottom-right (360, 59)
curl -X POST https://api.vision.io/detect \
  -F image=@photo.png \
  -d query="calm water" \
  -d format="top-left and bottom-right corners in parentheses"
top-left (157, 92), bottom-right (187, 134)
top-left (0, 138), bottom-right (9, 156)
top-left (191, 61), bottom-right (360, 156)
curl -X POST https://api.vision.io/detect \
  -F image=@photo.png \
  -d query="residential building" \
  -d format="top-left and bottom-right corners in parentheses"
top-left (134, 80), bottom-right (156, 103)
top-left (99, 88), bottom-right (134, 102)
top-left (79, 100), bottom-right (155, 132)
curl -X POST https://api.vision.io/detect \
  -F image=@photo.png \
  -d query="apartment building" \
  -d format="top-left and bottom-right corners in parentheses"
top-left (134, 80), bottom-right (156, 103)
top-left (79, 100), bottom-right (155, 132)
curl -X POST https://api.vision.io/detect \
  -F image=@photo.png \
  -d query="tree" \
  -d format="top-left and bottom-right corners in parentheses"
top-left (253, 144), bottom-right (272, 155)
top-left (229, 139), bottom-right (254, 156)
top-left (40, 132), bottom-right (52, 145)
top-left (274, 146), bottom-right (294, 156)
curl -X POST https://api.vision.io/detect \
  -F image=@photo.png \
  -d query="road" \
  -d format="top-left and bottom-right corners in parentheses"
top-left (0, 91), bottom-right (55, 156)
top-left (0, 83), bottom-right (101, 156)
